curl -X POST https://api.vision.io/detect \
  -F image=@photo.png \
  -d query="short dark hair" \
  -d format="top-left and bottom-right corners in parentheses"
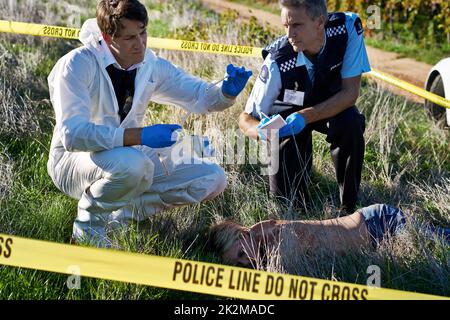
top-left (279, 0), bottom-right (327, 21)
top-left (96, 0), bottom-right (148, 38)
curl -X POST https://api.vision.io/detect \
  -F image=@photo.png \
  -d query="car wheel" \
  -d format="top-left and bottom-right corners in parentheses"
top-left (425, 74), bottom-right (446, 123)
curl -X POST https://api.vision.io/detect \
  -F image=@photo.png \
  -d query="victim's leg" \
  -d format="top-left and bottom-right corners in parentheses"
top-left (359, 204), bottom-right (407, 248)
top-left (360, 203), bottom-right (450, 246)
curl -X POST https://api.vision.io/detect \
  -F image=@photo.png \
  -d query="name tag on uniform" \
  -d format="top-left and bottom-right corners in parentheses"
top-left (283, 89), bottom-right (305, 106)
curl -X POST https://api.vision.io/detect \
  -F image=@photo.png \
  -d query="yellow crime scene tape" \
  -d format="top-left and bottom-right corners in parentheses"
top-left (1, 233), bottom-right (448, 300)
top-left (0, 20), bottom-right (261, 58)
top-left (1, 20), bottom-right (450, 109)
top-left (369, 68), bottom-right (450, 109)
top-left (0, 20), bottom-right (449, 300)
top-left (0, 20), bottom-right (81, 40)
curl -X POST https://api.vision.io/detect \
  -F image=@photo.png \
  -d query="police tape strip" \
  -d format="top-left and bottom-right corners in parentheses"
top-left (369, 68), bottom-right (450, 109)
top-left (147, 38), bottom-right (262, 57)
top-left (1, 19), bottom-right (449, 109)
top-left (0, 20), bottom-right (261, 57)
top-left (0, 234), bottom-right (448, 300)
top-left (0, 20), bottom-right (81, 40)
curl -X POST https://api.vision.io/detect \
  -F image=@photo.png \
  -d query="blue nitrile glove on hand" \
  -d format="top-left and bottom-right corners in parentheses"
top-left (278, 113), bottom-right (306, 138)
top-left (256, 115), bottom-right (276, 141)
top-left (141, 124), bottom-right (182, 148)
top-left (222, 64), bottom-right (253, 97)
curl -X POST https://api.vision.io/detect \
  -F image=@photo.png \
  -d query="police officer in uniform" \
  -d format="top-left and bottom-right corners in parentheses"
top-left (239, 0), bottom-right (371, 214)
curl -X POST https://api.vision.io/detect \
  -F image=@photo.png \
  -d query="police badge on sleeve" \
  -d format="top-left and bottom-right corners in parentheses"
top-left (354, 17), bottom-right (364, 35)
top-left (258, 65), bottom-right (269, 84)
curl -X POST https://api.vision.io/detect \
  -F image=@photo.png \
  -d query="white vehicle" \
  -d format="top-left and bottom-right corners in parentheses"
top-left (425, 57), bottom-right (450, 127)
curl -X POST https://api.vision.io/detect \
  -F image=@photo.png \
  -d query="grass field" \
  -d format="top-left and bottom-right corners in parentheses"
top-left (0, 0), bottom-right (449, 299)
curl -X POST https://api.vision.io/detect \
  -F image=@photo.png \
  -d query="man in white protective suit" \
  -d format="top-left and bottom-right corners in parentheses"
top-left (47, 0), bottom-right (252, 247)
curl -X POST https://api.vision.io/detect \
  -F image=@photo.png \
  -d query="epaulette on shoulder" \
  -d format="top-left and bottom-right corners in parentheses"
top-left (325, 12), bottom-right (348, 38)
top-left (262, 35), bottom-right (289, 60)
top-left (326, 12), bottom-right (346, 27)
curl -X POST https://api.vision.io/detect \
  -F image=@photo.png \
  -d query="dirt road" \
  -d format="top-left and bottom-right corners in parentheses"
top-left (201, 0), bottom-right (433, 103)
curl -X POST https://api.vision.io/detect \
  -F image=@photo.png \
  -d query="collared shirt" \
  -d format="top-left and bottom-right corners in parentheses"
top-left (100, 39), bottom-right (145, 71)
top-left (100, 39), bottom-right (144, 122)
top-left (47, 17), bottom-right (236, 156)
top-left (245, 12), bottom-right (371, 119)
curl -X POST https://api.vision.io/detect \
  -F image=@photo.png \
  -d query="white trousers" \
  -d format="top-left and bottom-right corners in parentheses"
top-left (48, 145), bottom-right (227, 246)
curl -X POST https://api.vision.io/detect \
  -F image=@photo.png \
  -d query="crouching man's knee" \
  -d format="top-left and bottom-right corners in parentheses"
top-left (90, 147), bottom-right (155, 201)
top-left (206, 164), bottom-right (227, 200)
top-left (189, 163), bottom-right (227, 202)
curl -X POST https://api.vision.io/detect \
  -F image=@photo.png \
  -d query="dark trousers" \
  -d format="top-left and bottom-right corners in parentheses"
top-left (269, 106), bottom-right (365, 212)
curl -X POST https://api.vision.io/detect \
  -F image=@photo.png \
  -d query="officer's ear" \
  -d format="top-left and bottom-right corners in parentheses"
top-left (316, 15), bottom-right (326, 30)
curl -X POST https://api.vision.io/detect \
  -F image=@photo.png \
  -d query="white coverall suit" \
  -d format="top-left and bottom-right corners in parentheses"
top-left (47, 19), bottom-right (234, 246)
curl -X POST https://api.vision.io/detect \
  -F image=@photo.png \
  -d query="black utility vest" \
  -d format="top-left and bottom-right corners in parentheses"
top-left (262, 12), bottom-right (349, 112)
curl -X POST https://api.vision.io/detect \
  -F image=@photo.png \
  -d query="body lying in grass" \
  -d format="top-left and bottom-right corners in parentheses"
top-left (208, 204), bottom-right (450, 268)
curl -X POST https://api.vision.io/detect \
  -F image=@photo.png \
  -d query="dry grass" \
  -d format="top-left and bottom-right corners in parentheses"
top-left (0, 143), bottom-right (13, 200)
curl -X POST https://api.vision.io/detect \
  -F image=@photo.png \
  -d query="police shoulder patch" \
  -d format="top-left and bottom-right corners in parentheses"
top-left (354, 17), bottom-right (363, 36)
top-left (259, 65), bottom-right (269, 84)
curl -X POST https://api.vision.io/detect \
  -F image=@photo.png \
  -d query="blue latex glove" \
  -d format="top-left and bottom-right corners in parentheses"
top-left (278, 113), bottom-right (306, 138)
top-left (222, 64), bottom-right (253, 97)
top-left (141, 124), bottom-right (182, 148)
top-left (256, 115), bottom-right (276, 141)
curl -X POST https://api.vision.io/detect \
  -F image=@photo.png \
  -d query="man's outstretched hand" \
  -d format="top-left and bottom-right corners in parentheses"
top-left (222, 64), bottom-right (252, 97)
